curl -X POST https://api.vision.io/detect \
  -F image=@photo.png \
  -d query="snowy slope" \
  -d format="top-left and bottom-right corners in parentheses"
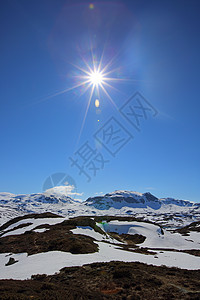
top-left (0, 215), bottom-right (200, 280)
top-left (102, 220), bottom-right (200, 250)
top-left (1, 243), bottom-right (200, 280)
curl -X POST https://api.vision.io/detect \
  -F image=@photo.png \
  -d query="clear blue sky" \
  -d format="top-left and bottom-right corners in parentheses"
top-left (0, 0), bottom-right (200, 202)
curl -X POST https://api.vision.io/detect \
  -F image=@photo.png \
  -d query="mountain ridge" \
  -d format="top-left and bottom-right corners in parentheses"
top-left (0, 190), bottom-right (199, 228)
top-left (85, 190), bottom-right (196, 210)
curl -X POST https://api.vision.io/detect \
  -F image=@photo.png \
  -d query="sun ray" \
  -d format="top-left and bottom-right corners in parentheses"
top-left (97, 40), bottom-right (107, 73)
top-left (99, 82), bottom-right (118, 110)
top-left (90, 40), bottom-right (97, 71)
top-left (78, 81), bottom-right (93, 98)
top-left (103, 77), bottom-right (138, 82)
top-left (96, 83), bottom-right (100, 99)
top-left (70, 62), bottom-right (92, 76)
top-left (77, 84), bottom-right (95, 145)
top-left (81, 54), bottom-right (94, 74)
top-left (103, 68), bottom-right (122, 77)
top-left (102, 81), bottom-right (127, 95)
top-left (100, 49), bottom-right (122, 74)
top-left (28, 79), bottom-right (93, 107)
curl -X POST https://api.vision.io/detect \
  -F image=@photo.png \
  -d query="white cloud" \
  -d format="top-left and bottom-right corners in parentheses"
top-left (44, 182), bottom-right (83, 200)
top-left (145, 187), bottom-right (156, 191)
top-left (95, 192), bottom-right (104, 195)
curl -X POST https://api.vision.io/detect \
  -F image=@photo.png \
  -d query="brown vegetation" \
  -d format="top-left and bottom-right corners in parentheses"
top-left (0, 212), bottom-right (62, 231)
top-left (0, 219), bottom-right (99, 255)
top-left (0, 261), bottom-right (200, 299)
top-left (175, 221), bottom-right (200, 236)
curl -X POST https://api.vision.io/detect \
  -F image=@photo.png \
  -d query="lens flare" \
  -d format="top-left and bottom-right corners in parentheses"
top-left (95, 99), bottom-right (100, 107)
top-left (89, 3), bottom-right (94, 9)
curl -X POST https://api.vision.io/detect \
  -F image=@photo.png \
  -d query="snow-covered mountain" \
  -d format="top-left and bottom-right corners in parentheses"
top-left (85, 190), bottom-right (195, 210)
top-left (0, 192), bottom-right (75, 206)
top-left (0, 190), bottom-right (199, 228)
top-left (0, 192), bottom-right (80, 225)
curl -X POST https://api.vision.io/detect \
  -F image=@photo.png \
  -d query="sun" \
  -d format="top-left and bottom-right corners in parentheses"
top-left (33, 49), bottom-right (129, 143)
top-left (68, 52), bottom-right (126, 141)
top-left (73, 57), bottom-right (118, 106)
top-left (89, 70), bottom-right (104, 87)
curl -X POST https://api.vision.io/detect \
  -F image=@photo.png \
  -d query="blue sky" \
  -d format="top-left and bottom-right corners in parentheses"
top-left (0, 0), bottom-right (200, 202)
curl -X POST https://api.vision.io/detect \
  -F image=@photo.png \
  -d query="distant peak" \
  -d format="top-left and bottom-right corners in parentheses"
top-left (105, 190), bottom-right (143, 197)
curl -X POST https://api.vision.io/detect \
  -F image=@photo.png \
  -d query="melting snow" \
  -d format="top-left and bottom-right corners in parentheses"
top-left (2, 218), bottom-right (64, 237)
top-left (0, 242), bottom-right (200, 280)
top-left (103, 220), bottom-right (200, 250)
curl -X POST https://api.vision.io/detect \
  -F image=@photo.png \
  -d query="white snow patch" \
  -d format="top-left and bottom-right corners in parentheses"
top-left (0, 242), bottom-right (200, 280)
top-left (71, 226), bottom-right (119, 243)
top-left (71, 226), bottom-right (105, 241)
top-left (2, 218), bottom-right (64, 237)
top-left (103, 220), bottom-right (200, 250)
top-left (33, 228), bottom-right (48, 233)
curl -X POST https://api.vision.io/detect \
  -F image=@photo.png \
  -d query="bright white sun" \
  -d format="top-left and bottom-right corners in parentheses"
top-left (89, 70), bottom-right (103, 86)
top-left (44, 52), bottom-right (128, 142)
